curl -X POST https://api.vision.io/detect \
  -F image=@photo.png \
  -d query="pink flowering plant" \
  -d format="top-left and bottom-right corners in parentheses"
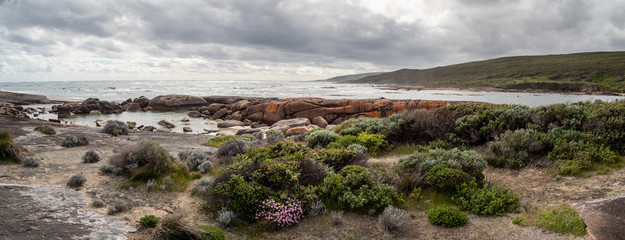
top-left (255, 198), bottom-right (304, 227)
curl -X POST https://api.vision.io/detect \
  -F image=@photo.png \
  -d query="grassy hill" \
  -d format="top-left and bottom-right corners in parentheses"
top-left (350, 52), bottom-right (625, 93)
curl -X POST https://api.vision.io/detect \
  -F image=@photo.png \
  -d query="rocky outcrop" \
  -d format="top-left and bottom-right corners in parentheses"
top-left (51, 94), bottom-right (472, 125)
top-left (0, 91), bottom-right (55, 105)
top-left (0, 103), bottom-right (29, 118)
top-left (575, 195), bottom-right (625, 240)
top-left (147, 95), bottom-right (208, 111)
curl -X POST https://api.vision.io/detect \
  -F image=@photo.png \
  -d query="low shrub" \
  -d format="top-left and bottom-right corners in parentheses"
top-left (255, 198), bottom-right (304, 227)
top-left (319, 166), bottom-right (402, 212)
top-left (191, 177), bottom-right (214, 199)
top-left (102, 120), bottom-right (129, 136)
top-left (99, 163), bottom-right (122, 175)
top-left (347, 144), bottom-right (367, 155)
top-left (399, 148), bottom-right (486, 181)
top-left (139, 214), bottom-right (160, 228)
top-left (335, 117), bottom-right (388, 136)
top-left (178, 151), bottom-right (211, 171)
top-left (92, 198), bottom-right (105, 208)
top-left (22, 156), bottom-right (41, 167)
top-left (379, 205), bottom-right (410, 232)
top-left (313, 148), bottom-right (366, 171)
top-left (0, 130), bottom-right (23, 164)
top-left (488, 129), bottom-right (547, 169)
top-left (426, 204), bottom-right (468, 227)
top-left (265, 129), bottom-right (285, 144)
top-left (329, 132), bottom-right (391, 156)
top-left (424, 164), bottom-right (470, 190)
top-left (537, 206), bottom-right (587, 237)
top-left (212, 174), bottom-right (270, 221)
top-left (216, 207), bottom-right (236, 227)
top-left (197, 225), bottom-right (226, 240)
top-left (202, 135), bottom-right (250, 147)
top-left (217, 139), bottom-right (249, 156)
top-left (62, 135), bottom-right (89, 147)
top-left (453, 181), bottom-right (520, 216)
top-left (308, 200), bottom-right (326, 216)
top-left (306, 129), bottom-right (340, 148)
top-left (151, 215), bottom-right (203, 240)
top-left (82, 150), bottom-right (101, 163)
top-left (237, 141), bottom-right (312, 163)
top-left (385, 109), bottom-right (459, 144)
top-left (198, 161), bottom-right (215, 174)
top-left (107, 200), bottom-right (129, 215)
top-left (67, 174), bottom-right (86, 188)
top-left (34, 125), bottom-right (56, 135)
top-left (331, 211), bottom-right (344, 225)
top-left (548, 140), bottom-right (620, 176)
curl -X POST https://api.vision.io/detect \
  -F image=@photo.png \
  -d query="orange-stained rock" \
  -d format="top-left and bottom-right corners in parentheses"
top-left (263, 101), bottom-right (287, 124)
top-left (285, 101), bottom-right (319, 115)
top-left (285, 125), bottom-right (319, 136)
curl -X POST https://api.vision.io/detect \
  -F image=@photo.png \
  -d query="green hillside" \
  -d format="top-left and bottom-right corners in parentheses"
top-left (351, 52), bottom-right (625, 93)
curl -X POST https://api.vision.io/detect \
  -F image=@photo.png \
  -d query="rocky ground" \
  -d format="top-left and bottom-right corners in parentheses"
top-left (1, 114), bottom-right (623, 239)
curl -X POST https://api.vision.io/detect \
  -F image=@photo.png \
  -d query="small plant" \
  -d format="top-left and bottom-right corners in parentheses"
top-left (538, 206), bottom-right (587, 237)
top-left (99, 163), bottom-right (122, 175)
top-left (22, 156), bottom-right (41, 167)
top-left (347, 143), bottom-right (368, 155)
top-left (426, 204), bottom-right (469, 227)
top-left (139, 214), bottom-right (160, 228)
top-left (198, 161), bottom-right (214, 174)
top-left (255, 198), bottom-right (304, 227)
top-left (379, 206), bottom-right (411, 232)
top-left (202, 135), bottom-right (238, 147)
top-left (108, 200), bottom-right (129, 215)
top-left (146, 179), bottom-right (156, 192)
top-left (424, 164), bottom-right (470, 190)
top-left (0, 130), bottom-right (24, 164)
top-left (67, 174), bottom-right (86, 188)
top-left (331, 211), bottom-right (344, 225)
top-left (308, 200), bottom-right (326, 216)
top-left (409, 187), bottom-right (423, 201)
top-left (92, 198), bottom-right (105, 208)
top-left (196, 225), bottom-right (226, 240)
top-left (34, 125), bottom-right (56, 135)
top-left (151, 215), bottom-right (203, 240)
top-left (191, 177), bottom-right (214, 198)
top-left (178, 151), bottom-right (211, 171)
top-left (82, 150), bottom-right (101, 163)
top-left (102, 120), bottom-right (129, 136)
top-left (62, 134), bottom-right (89, 147)
top-left (216, 207), bottom-right (236, 227)
top-left (453, 181), bottom-right (520, 216)
top-left (306, 129), bottom-right (340, 148)
top-left (512, 215), bottom-right (528, 226)
top-left (266, 129), bottom-right (285, 144)
top-left (217, 139), bottom-right (249, 156)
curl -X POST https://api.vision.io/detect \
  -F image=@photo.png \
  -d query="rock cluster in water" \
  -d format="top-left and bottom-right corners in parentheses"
top-left (49, 95), bottom-right (470, 125)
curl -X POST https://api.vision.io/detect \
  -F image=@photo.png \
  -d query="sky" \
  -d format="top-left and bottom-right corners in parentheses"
top-left (1, 0), bottom-right (624, 82)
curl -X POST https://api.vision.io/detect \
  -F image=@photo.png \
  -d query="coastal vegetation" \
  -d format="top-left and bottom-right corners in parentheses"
top-left (0, 130), bottom-right (24, 164)
top-left (351, 51), bottom-right (625, 93)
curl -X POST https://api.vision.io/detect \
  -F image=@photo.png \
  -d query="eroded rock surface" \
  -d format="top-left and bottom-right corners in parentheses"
top-left (0, 184), bottom-right (135, 240)
top-left (576, 195), bottom-right (625, 240)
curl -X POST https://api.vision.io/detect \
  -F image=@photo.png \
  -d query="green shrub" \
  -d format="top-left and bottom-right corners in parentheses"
top-left (548, 140), bottom-right (620, 176)
top-left (379, 205), bottom-right (410, 232)
top-left (453, 181), bottom-right (520, 216)
top-left (34, 125), bottom-right (56, 135)
top-left (399, 148), bottom-right (486, 180)
top-left (347, 143), bottom-right (368, 155)
top-left (354, 132), bottom-right (392, 155)
top-left (386, 109), bottom-right (459, 144)
top-left (139, 214), bottom-right (160, 228)
top-left (306, 129), bottom-right (340, 148)
top-left (532, 103), bottom-right (590, 130)
top-left (266, 129), bottom-right (285, 144)
top-left (197, 225), bottom-right (226, 240)
top-left (201, 135), bottom-right (238, 147)
top-left (212, 174), bottom-right (269, 221)
top-left (538, 206), bottom-right (586, 237)
top-left (488, 129), bottom-right (547, 169)
top-left (82, 150), bottom-right (101, 163)
top-left (23, 156), bottom-right (41, 167)
top-left (313, 148), bottom-right (365, 171)
top-left (102, 120), bottom-right (129, 136)
top-left (238, 141), bottom-right (312, 164)
top-left (335, 118), bottom-right (388, 136)
top-left (62, 134), bottom-right (89, 147)
top-left (217, 139), bottom-right (249, 157)
top-left (424, 164), bottom-right (470, 190)
top-left (0, 131), bottom-right (23, 164)
top-left (426, 204), bottom-right (468, 227)
top-left (178, 151), bottom-right (211, 170)
top-left (319, 166), bottom-right (402, 212)
top-left (67, 174), bottom-right (86, 188)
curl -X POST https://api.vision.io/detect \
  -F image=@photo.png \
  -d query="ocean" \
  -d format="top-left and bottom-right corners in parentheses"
top-left (3, 80), bottom-right (624, 133)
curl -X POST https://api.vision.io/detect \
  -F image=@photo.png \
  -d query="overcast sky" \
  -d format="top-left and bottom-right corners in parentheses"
top-left (1, 0), bottom-right (624, 82)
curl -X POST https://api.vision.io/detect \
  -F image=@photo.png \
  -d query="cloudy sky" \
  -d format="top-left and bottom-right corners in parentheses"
top-left (1, 0), bottom-right (624, 82)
